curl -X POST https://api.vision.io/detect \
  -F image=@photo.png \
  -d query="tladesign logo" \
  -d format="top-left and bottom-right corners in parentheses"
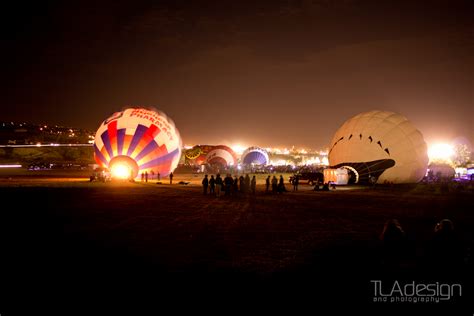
top-left (370, 280), bottom-right (462, 303)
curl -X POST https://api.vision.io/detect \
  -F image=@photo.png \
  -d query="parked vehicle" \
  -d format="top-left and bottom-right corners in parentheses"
top-left (289, 172), bottom-right (324, 185)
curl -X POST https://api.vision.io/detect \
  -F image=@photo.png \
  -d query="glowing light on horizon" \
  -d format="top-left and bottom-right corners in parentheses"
top-left (304, 157), bottom-right (321, 165)
top-left (231, 144), bottom-right (246, 155)
top-left (269, 159), bottom-right (288, 166)
top-left (428, 143), bottom-right (454, 163)
top-left (321, 157), bottom-right (329, 165)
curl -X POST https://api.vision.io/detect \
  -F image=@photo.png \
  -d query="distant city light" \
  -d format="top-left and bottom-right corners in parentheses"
top-left (0, 164), bottom-right (22, 168)
top-left (304, 157), bottom-right (321, 165)
top-left (270, 159), bottom-right (288, 166)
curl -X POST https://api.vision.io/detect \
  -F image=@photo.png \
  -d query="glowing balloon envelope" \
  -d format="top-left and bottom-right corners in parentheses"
top-left (94, 108), bottom-right (182, 178)
top-left (241, 147), bottom-right (269, 166)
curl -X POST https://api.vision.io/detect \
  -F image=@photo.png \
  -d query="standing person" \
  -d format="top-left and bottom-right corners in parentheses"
top-left (239, 175), bottom-right (245, 193)
top-left (425, 219), bottom-right (464, 268)
top-left (169, 172), bottom-right (173, 185)
top-left (145, 171), bottom-right (148, 183)
top-left (265, 176), bottom-right (270, 193)
top-left (278, 175), bottom-right (286, 193)
top-left (157, 172), bottom-right (161, 181)
top-left (224, 174), bottom-right (233, 196)
top-left (379, 219), bottom-right (406, 267)
top-left (209, 175), bottom-right (215, 195)
top-left (215, 174), bottom-right (223, 197)
top-left (244, 174), bottom-right (250, 193)
top-left (293, 175), bottom-right (299, 191)
top-left (141, 172), bottom-right (144, 182)
top-left (271, 176), bottom-right (278, 194)
top-left (251, 175), bottom-right (256, 194)
top-left (150, 170), bottom-right (155, 180)
top-left (202, 174), bottom-right (209, 195)
top-left (233, 176), bottom-right (239, 194)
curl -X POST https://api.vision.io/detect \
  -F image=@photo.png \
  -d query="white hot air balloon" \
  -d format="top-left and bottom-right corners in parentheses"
top-left (328, 110), bottom-right (428, 184)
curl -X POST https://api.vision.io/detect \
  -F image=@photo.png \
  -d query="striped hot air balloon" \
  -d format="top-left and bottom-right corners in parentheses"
top-left (94, 108), bottom-right (182, 179)
top-left (206, 145), bottom-right (237, 167)
top-left (241, 147), bottom-right (269, 166)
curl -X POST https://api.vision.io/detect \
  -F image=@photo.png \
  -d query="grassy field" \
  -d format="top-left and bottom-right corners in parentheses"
top-left (1, 172), bottom-right (473, 313)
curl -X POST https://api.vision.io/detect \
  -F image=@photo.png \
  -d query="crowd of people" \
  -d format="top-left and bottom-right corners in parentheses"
top-left (138, 170), bottom-right (164, 182)
top-left (201, 174), bottom-right (291, 197)
top-left (198, 173), bottom-right (343, 197)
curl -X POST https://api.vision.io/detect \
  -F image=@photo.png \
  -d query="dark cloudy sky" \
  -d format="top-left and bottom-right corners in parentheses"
top-left (3, 0), bottom-right (473, 148)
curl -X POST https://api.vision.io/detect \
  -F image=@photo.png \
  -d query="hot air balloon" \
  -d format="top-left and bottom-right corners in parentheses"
top-left (94, 108), bottom-right (182, 179)
top-left (206, 145), bottom-right (237, 167)
top-left (184, 145), bottom-right (208, 165)
top-left (241, 147), bottom-right (269, 166)
top-left (328, 110), bottom-right (428, 184)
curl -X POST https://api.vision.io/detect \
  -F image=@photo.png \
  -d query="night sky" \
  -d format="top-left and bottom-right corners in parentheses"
top-left (3, 0), bottom-right (473, 148)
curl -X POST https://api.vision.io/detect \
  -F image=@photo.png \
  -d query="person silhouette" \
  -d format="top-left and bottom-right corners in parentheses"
top-left (215, 174), bottom-right (223, 197)
top-left (209, 175), bottom-right (215, 195)
top-left (380, 219), bottom-right (405, 243)
top-left (379, 219), bottom-right (406, 267)
top-left (293, 175), bottom-right (299, 191)
top-left (233, 176), bottom-right (239, 194)
top-left (251, 175), bottom-right (256, 194)
top-left (278, 175), bottom-right (286, 193)
top-left (244, 174), bottom-right (250, 193)
top-left (425, 219), bottom-right (464, 269)
top-left (271, 176), bottom-right (278, 194)
top-left (202, 174), bottom-right (209, 195)
top-left (169, 172), bottom-right (173, 184)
